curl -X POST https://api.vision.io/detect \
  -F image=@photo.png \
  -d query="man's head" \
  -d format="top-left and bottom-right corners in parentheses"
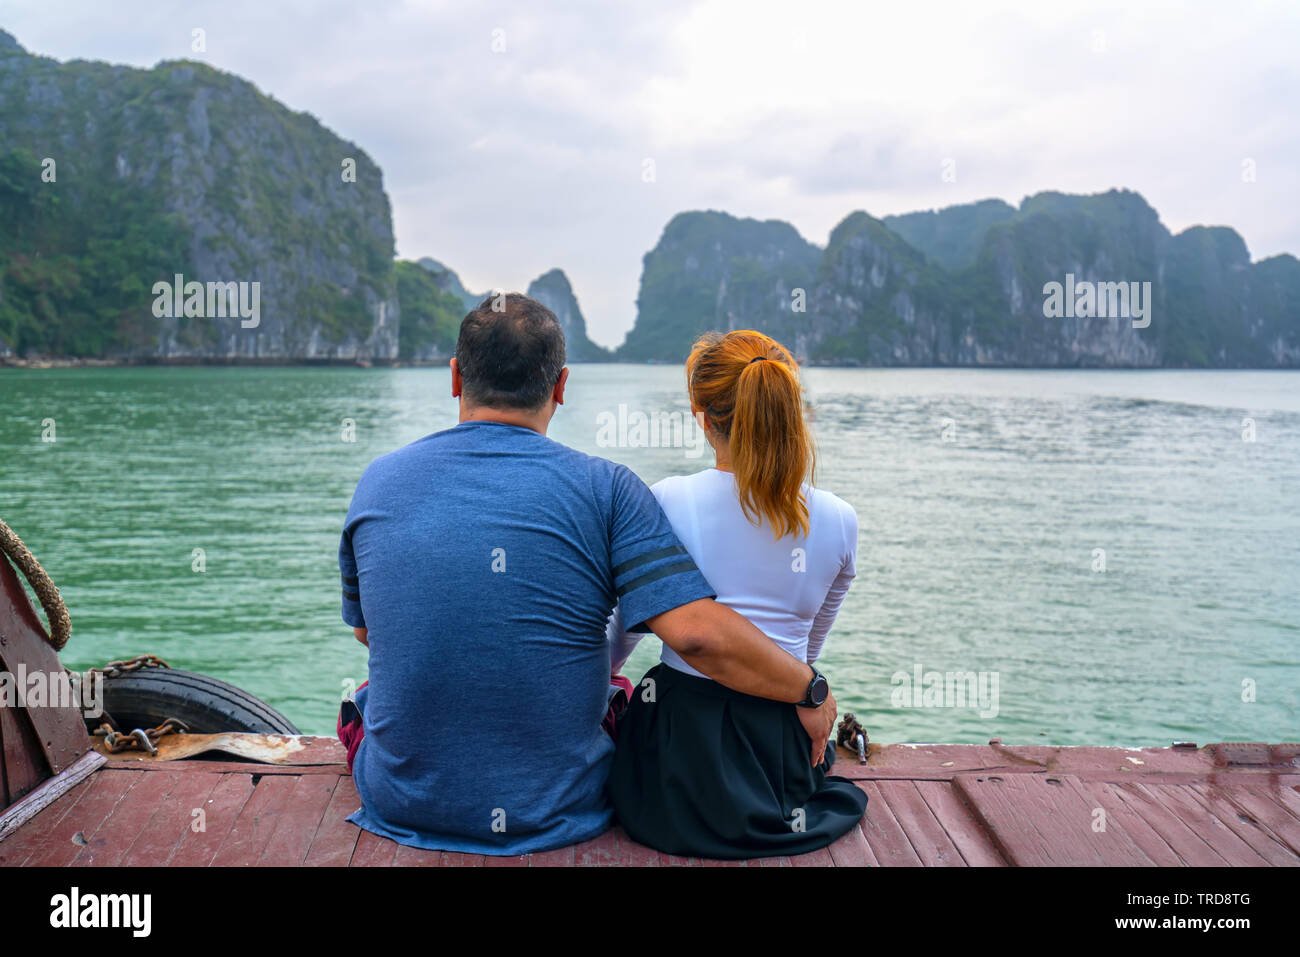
top-left (451, 292), bottom-right (569, 431)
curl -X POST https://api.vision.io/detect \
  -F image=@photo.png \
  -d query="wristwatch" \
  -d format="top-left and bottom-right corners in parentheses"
top-left (798, 666), bottom-right (829, 708)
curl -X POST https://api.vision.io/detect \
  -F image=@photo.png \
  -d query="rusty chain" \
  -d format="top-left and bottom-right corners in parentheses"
top-left (75, 655), bottom-right (183, 754)
top-left (64, 652), bottom-right (172, 685)
top-left (89, 653), bottom-right (172, 679)
top-left (93, 717), bottom-right (190, 756)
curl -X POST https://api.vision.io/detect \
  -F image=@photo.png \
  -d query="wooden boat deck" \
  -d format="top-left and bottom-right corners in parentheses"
top-left (2, 738), bottom-right (1297, 866)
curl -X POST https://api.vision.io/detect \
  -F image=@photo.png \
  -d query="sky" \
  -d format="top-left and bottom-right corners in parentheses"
top-left (2, 0), bottom-right (1297, 348)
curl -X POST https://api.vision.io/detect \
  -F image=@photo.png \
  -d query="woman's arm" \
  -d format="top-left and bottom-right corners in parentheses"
top-left (806, 565), bottom-right (853, 663)
top-left (806, 502), bottom-right (858, 663)
top-left (606, 603), bottom-right (642, 674)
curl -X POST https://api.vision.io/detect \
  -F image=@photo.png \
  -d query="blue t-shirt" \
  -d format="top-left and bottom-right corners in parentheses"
top-left (338, 420), bottom-right (714, 855)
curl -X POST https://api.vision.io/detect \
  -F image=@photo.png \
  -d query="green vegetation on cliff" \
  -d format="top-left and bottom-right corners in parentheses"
top-left (0, 29), bottom-right (397, 360)
top-left (394, 260), bottom-right (464, 359)
top-left (618, 211), bottom-right (821, 361)
top-left (883, 198), bottom-right (1016, 272)
top-left (0, 145), bottom-right (191, 355)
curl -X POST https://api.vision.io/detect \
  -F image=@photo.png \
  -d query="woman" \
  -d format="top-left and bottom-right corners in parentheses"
top-left (606, 330), bottom-right (867, 859)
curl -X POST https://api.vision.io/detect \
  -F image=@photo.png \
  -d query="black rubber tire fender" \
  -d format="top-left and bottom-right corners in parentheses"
top-left (88, 668), bottom-right (300, 735)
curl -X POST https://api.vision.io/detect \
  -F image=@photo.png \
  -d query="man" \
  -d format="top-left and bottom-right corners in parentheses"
top-left (339, 293), bottom-right (836, 855)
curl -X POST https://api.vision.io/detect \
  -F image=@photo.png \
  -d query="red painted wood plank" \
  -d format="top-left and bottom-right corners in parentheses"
top-left (953, 773), bottom-right (1154, 866)
top-left (1220, 785), bottom-right (1300, 855)
top-left (25, 769), bottom-right (139, 866)
top-left (107, 759), bottom-right (345, 775)
top-left (530, 844), bottom-right (576, 866)
top-left (1105, 782), bottom-right (1227, 866)
top-left (756, 855), bottom-right (792, 866)
top-left (0, 681), bottom-right (8, 805)
top-left (855, 782), bottom-right (923, 866)
top-left (790, 846), bottom-right (833, 866)
top-left (210, 774), bottom-right (298, 866)
top-left (0, 694), bottom-right (48, 805)
top-left (876, 781), bottom-right (965, 866)
top-left (0, 750), bottom-right (103, 846)
top-left (391, 844), bottom-right (443, 866)
top-left (440, 851), bottom-right (487, 866)
top-left (0, 775), bottom-right (95, 866)
top-left (350, 829), bottom-right (400, 867)
top-left (659, 853), bottom-right (702, 866)
top-left (483, 852), bottom-right (530, 867)
top-left (1279, 784), bottom-right (1300, 822)
top-left (0, 555), bottom-right (93, 774)
top-left (612, 827), bottom-right (659, 866)
top-left (572, 828), bottom-right (620, 866)
top-left (303, 774), bottom-right (362, 867)
top-left (1033, 774), bottom-right (1158, 865)
top-left (914, 780), bottom-right (1006, 866)
top-left (1144, 783), bottom-right (1270, 866)
top-left (1183, 783), bottom-right (1298, 865)
top-left (827, 824), bottom-right (878, 866)
top-left (169, 773), bottom-right (257, 866)
top-left (257, 772), bottom-right (340, 866)
top-left (71, 768), bottom-right (186, 866)
top-left (701, 854), bottom-right (751, 866)
top-left (1072, 780), bottom-right (1184, 867)
top-left (119, 772), bottom-right (223, 867)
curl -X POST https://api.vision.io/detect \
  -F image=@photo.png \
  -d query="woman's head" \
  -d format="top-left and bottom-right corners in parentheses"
top-left (686, 330), bottom-right (814, 538)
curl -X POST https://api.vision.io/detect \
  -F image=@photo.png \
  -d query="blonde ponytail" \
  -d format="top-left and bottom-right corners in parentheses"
top-left (686, 331), bottom-right (814, 538)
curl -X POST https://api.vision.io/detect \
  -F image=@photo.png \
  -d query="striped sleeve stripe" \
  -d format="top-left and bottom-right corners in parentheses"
top-left (342, 588), bottom-right (360, 602)
top-left (341, 574), bottom-right (358, 587)
top-left (615, 558), bottom-right (700, 598)
top-left (613, 544), bottom-right (687, 579)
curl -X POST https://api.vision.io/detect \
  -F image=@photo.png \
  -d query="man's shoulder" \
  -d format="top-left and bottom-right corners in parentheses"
top-left (353, 430), bottom-right (446, 483)
top-left (532, 438), bottom-right (645, 490)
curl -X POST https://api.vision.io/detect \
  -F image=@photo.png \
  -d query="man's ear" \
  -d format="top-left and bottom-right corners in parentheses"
top-left (552, 367), bottom-right (570, 406)
top-left (450, 357), bottom-right (462, 398)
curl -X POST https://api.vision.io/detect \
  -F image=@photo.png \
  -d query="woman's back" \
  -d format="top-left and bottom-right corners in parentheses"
top-left (607, 328), bottom-right (868, 860)
top-left (651, 467), bottom-right (857, 676)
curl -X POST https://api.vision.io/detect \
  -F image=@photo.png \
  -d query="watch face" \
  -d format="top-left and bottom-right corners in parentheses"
top-left (811, 676), bottom-right (832, 707)
top-left (811, 675), bottom-right (829, 705)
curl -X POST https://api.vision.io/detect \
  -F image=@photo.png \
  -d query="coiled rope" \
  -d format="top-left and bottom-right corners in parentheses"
top-left (0, 516), bottom-right (71, 651)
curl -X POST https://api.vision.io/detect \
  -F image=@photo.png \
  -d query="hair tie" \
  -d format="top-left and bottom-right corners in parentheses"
top-left (748, 356), bottom-right (768, 365)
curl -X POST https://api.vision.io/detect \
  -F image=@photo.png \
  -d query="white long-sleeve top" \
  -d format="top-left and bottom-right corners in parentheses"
top-left (607, 468), bottom-right (858, 677)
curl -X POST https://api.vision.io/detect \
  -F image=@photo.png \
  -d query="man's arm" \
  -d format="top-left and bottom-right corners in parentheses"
top-left (353, 627), bottom-right (368, 647)
top-left (644, 598), bottom-right (836, 767)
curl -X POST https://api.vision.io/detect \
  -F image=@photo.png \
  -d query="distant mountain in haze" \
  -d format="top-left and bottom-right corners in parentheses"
top-left (409, 259), bottom-right (609, 361)
top-left (3, 30), bottom-right (1295, 367)
top-left (416, 257), bottom-right (482, 315)
top-left (616, 191), bottom-right (1300, 367)
top-left (883, 199), bottom-right (1017, 272)
top-left (616, 211), bottom-right (822, 361)
top-left (525, 268), bottom-right (609, 361)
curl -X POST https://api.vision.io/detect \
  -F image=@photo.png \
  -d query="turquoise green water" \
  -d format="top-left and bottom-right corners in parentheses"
top-left (1, 365), bottom-right (1296, 744)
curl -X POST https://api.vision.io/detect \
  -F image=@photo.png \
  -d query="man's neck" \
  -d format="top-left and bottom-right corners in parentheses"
top-left (459, 403), bottom-right (551, 435)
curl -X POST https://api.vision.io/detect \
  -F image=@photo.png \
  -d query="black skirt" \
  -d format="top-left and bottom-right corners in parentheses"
top-left (608, 663), bottom-right (868, 860)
